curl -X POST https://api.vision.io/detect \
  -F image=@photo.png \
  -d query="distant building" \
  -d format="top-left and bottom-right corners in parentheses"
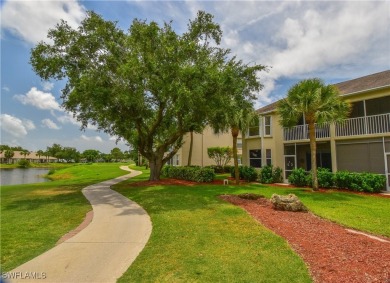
top-left (0, 151), bottom-right (57, 164)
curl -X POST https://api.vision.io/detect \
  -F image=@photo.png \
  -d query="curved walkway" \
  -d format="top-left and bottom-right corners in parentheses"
top-left (9, 167), bottom-right (152, 283)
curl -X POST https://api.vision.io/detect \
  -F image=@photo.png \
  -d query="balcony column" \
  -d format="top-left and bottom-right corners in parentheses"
top-left (330, 123), bottom-right (337, 173)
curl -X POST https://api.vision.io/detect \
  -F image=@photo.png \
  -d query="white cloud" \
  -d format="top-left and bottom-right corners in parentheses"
top-left (2, 86), bottom-right (10, 92)
top-left (0, 114), bottom-right (35, 138)
top-left (1, 0), bottom-right (86, 44)
top-left (42, 82), bottom-right (54, 91)
top-left (54, 111), bottom-right (98, 130)
top-left (14, 87), bottom-right (61, 111)
top-left (225, 1), bottom-right (389, 104)
top-left (81, 134), bottom-right (103, 143)
top-left (41, 118), bottom-right (61, 130)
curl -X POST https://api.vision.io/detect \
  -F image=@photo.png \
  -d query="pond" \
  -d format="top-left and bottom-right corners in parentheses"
top-left (0, 168), bottom-right (51, 186)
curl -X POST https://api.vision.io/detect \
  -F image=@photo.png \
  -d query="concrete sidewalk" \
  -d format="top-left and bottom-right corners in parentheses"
top-left (8, 167), bottom-right (152, 283)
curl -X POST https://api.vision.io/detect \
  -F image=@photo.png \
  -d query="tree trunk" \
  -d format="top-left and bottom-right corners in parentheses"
top-left (187, 130), bottom-right (193, 166)
top-left (149, 156), bottom-right (163, 181)
top-left (232, 127), bottom-right (240, 185)
top-left (308, 122), bottom-right (318, 191)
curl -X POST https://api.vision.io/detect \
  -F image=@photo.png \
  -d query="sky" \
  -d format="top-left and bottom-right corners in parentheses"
top-left (1, 0), bottom-right (389, 153)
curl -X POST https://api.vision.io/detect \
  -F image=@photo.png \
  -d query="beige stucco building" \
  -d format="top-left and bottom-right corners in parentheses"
top-left (242, 70), bottom-right (390, 191)
top-left (0, 151), bottom-right (57, 164)
top-left (167, 126), bottom-right (242, 167)
top-left (168, 70), bottom-right (390, 191)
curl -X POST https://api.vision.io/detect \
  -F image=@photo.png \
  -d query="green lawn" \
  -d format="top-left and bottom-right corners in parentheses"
top-left (0, 163), bottom-right (130, 271)
top-left (2, 164), bottom-right (388, 282)
top-left (253, 185), bottom-right (390, 238)
top-left (114, 167), bottom-right (312, 282)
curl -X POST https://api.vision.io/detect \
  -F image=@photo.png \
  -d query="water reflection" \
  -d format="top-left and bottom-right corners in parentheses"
top-left (0, 168), bottom-right (50, 186)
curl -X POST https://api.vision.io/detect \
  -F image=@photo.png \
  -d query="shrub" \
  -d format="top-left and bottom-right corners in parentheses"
top-left (161, 166), bottom-right (215, 182)
top-left (17, 159), bottom-right (31, 168)
top-left (258, 165), bottom-right (273, 183)
top-left (241, 166), bottom-right (258, 182)
top-left (259, 165), bottom-right (283, 184)
top-left (273, 166), bottom-right (284, 183)
top-left (205, 165), bottom-right (233, 174)
top-left (207, 147), bottom-right (233, 167)
top-left (288, 168), bottom-right (310, 187)
top-left (333, 171), bottom-right (351, 189)
top-left (317, 167), bottom-right (334, 188)
top-left (223, 165), bottom-right (235, 174)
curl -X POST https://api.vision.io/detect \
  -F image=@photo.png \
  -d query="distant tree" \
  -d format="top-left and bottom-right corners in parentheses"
top-left (100, 153), bottom-right (113, 163)
top-left (0, 145), bottom-right (10, 151)
top-left (36, 150), bottom-right (44, 163)
top-left (110, 147), bottom-right (124, 162)
top-left (47, 144), bottom-right (63, 159)
top-left (59, 147), bottom-right (80, 163)
top-left (20, 149), bottom-right (30, 159)
top-left (82, 149), bottom-right (100, 163)
top-left (277, 78), bottom-right (350, 190)
top-left (30, 10), bottom-right (246, 181)
top-left (4, 149), bottom-right (14, 164)
top-left (43, 150), bottom-right (51, 163)
top-left (207, 147), bottom-right (233, 167)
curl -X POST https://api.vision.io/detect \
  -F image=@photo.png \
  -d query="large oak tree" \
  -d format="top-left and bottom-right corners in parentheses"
top-left (31, 11), bottom-right (260, 180)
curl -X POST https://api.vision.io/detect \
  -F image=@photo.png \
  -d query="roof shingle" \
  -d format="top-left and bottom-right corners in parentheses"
top-left (257, 70), bottom-right (390, 114)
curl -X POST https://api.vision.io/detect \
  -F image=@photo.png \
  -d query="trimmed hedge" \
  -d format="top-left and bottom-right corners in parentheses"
top-left (205, 165), bottom-right (234, 174)
top-left (258, 165), bottom-right (283, 184)
top-left (230, 166), bottom-right (258, 182)
top-left (161, 165), bottom-right (215, 182)
top-left (288, 167), bottom-right (386, 193)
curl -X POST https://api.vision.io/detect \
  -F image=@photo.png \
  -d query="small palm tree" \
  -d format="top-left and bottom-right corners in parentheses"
top-left (37, 150), bottom-right (44, 163)
top-left (20, 149), bottom-right (30, 159)
top-left (277, 78), bottom-right (350, 190)
top-left (4, 149), bottom-right (14, 164)
top-left (210, 58), bottom-right (265, 184)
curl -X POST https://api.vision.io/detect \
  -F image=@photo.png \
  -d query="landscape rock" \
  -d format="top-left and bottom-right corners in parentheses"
top-left (270, 193), bottom-right (308, 212)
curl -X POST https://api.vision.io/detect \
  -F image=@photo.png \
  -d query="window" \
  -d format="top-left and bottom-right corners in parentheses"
top-left (248, 118), bottom-right (260, 136)
top-left (237, 138), bottom-right (242, 149)
top-left (350, 101), bottom-right (365, 118)
top-left (167, 154), bottom-right (180, 166)
top-left (366, 96), bottom-right (390, 116)
top-left (249, 149), bottom-right (261, 168)
top-left (264, 116), bottom-right (272, 136)
top-left (266, 149), bottom-right (272, 166)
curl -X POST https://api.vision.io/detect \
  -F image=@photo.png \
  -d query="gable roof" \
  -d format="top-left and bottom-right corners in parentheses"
top-left (334, 70), bottom-right (390, 95)
top-left (257, 70), bottom-right (390, 114)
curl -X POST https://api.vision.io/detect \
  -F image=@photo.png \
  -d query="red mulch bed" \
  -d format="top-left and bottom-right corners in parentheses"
top-left (265, 183), bottom-right (390, 198)
top-left (220, 195), bottom-right (390, 283)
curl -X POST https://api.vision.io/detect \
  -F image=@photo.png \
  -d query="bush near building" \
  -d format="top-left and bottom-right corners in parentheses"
top-left (288, 168), bottom-right (386, 193)
top-left (161, 166), bottom-right (215, 182)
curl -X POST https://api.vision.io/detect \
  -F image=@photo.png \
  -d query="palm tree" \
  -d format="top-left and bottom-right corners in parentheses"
top-left (4, 149), bottom-right (14, 164)
top-left (20, 149), bottom-right (30, 159)
top-left (277, 78), bottom-right (350, 190)
top-left (37, 150), bottom-right (44, 163)
top-left (210, 58), bottom-right (265, 184)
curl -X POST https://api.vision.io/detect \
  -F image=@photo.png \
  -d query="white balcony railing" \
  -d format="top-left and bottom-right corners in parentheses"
top-left (283, 124), bottom-right (330, 141)
top-left (335, 113), bottom-right (390, 137)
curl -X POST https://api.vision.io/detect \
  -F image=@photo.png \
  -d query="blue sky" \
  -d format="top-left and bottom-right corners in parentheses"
top-left (1, 1), bottom-right (389, 153)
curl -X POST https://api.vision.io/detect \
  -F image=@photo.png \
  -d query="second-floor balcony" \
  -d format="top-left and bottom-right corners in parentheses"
top-left (283, 113), bottom-right (390, 141)
top-left (283, 123), bottom-right (330, 141)
top-left (335, 113), bottom-right (390, 137)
